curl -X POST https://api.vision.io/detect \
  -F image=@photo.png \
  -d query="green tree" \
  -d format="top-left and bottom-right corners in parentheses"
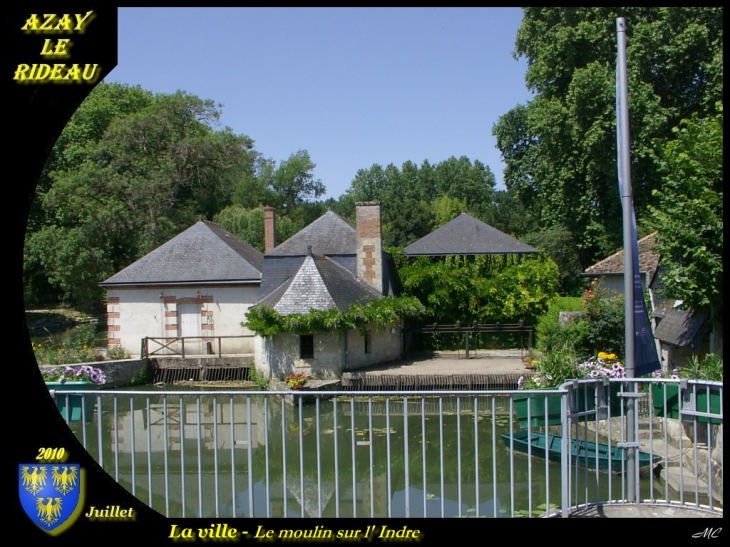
top-left (24, 84), bottom-right (257, 310)
top-left (396, 253), bottom-right (560, 327)
top-left (343, 156), bottom-right (497, 247)
top-left (493, 7), bottom-right (723, 269)
top-left (648, 105), bottom-right (723, 325)
top-left (523, 224), bottom-right (585, 296)
top-left (214, 205), bottom-right (265, 251)
top-left (268, 150), bottom-right (325, 213)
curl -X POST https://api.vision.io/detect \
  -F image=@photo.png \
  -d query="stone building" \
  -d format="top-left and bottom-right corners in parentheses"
top-left (99, 220), bottom-right (263, 357)
top-left (253, 202), bottom-right (402, 380)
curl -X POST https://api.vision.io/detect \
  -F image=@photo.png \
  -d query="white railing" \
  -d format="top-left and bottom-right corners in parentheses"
top-left (50, 378), bottom-right (722, 518)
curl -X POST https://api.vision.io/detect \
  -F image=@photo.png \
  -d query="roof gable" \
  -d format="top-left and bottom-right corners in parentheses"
top-left (404, 212), bottom-right (538, 256)
top-left (654, 309), bottom-right (709, 349)
top-left (268, 210), bottom-right (356, 256)
top-left (584, 232), bottom-right (661, 276)
top-left (100, 221), bottom-right (263, 286)
top-left (256, 255), bottom-right (381, 315)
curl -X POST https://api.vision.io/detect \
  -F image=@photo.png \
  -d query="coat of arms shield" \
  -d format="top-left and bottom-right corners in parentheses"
top-left (19, 464), bottom-right (85, 535)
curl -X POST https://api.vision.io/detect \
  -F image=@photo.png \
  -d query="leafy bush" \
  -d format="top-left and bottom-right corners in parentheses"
top-left (106, 345), bottom-right (130, 360)
top-left (657, 353), bottom-right (723, 382)
top-left (581, 280), bottom-right (625, 358)
top-left (518, 347), bottom-right (625, 389)
top-left (535, 296), bottom-right (587, 354)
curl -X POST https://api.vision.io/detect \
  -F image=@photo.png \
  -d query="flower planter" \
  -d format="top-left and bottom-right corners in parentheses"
top-left (45, 381), bottom-right (98, 423)
top-left (514, 391), bottom-right (563, 429)
top-left (515, 384), bottom-right (623, 429)
top-left (573, 383), bottom-right (624, 419)
top-left (651, 383), bottom-right (721, 425)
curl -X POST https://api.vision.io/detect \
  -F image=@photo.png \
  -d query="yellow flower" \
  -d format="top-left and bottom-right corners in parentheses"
top-left (598, 351), bottom-right (607, 360)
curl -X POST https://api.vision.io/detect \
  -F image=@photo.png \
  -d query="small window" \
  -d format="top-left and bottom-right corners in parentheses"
top-left (300, 335), bottom-right (314, 359)
top-left (364, 331), bottom-right (372, 354)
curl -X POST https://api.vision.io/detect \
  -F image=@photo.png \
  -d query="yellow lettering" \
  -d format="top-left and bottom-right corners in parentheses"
top-left (40, 39), bottom-right (72, 57)
top-left (21, 14), bottom-right (40, 31)
top-left (13, 64), bottom-right (31, 81)
top-left (36, 64), bottom-right (51, 80)
top-left (75, 11), bottom-right (96, 32)
top-left (82, 64), bottom-right (100, 83)
top-left (64, 65), bottom-right (81, 81)
top-left (49, 64), bottom-right (65, 80)
top-left (20, 11), bottom-right (95, 33)
top-left (55, 38), bottom-right (72, 56)
top-left (40, 39), bottom-right (55, 55)
top-left (54, 14), bottom-right (74, 31)
top-left (40, 14), bottom-right (55, 31)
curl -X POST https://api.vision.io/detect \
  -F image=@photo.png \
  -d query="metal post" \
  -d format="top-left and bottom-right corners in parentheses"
top-left (617, 16), bottom-right (637, 502)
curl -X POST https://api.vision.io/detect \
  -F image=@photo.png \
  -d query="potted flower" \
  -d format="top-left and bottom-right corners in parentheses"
top-left (515, 348), bottom-right (625, 429)
top-left (652, 354), bottom-right (722, 424)
top-left (41, 365), bottom-right (107, 422)
top-left (284, 372), bottom-right (310, 391)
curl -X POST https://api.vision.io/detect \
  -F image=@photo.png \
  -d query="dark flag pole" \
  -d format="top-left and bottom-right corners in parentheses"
top-left (616, 16), bottom-right (637, 502)
top-left (616, 16), bottom-right (662, 503)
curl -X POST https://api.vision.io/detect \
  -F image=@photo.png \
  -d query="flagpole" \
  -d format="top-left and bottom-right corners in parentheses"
top-left (616, 16), bottom-right (637, 502)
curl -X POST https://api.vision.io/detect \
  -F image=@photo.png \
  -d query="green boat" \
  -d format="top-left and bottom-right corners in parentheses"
top-left (501, 431), bottom-right (662, 472)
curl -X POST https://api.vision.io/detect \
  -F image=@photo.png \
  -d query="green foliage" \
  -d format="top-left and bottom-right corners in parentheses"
top-left (660, 353), bottom-right (723, 382)
top-left (648, 105), bottom-right (723, 320)
top-left (519, 344), bottom-right (581, 389)
top-left (344, 157), bottom-right (497, 247)
top-left (243, 296), bottom-right (426, 337)
top-left (684, 354), bottom-right (723, 382)
top-left (130, 365), bottom-right (150, 386)
top-left (581, 280), bottom-right (626, 358)
top-left (106, 346), bottom-right (131, 361)
top-left (284, 372), bottom-right (309, 390)
top-left (246, 365), bottom-right (270, 390)
top-left (535, 282), bottom-right (628, 360)
top-left (519, 348), bottom-right (625, 389)
top-left (535, 297), bottom-right (588, 354)
top-left (493, 8), bottom-right (723, 270)
top-left (25, 83), bottom-right (258, 311)
top-left (398, 254), bottom-right (560, 326)
top-left (33, 328), bottom-right (104, 366)
top-left (214, 205), bottom-right (265, 252)
top-left (523, 224), bottom-right (585, 295)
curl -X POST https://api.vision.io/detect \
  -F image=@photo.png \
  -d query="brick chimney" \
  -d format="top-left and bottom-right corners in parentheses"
top-left (355, 201), bottom-right (383, 295)
top-left (264, 206), bottom-right (276, 253)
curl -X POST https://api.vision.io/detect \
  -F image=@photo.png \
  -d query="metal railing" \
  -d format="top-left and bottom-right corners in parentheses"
top-left (50, 377), bottom-right (722, 518)
top-left (141, 335), bottom-right (255, 358)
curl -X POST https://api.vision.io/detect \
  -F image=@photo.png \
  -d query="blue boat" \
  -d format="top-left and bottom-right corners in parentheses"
top-left (501, 431), bottom-right (662, 472)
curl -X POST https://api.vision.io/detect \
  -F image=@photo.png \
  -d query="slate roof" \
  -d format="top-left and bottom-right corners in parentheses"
top-left (653, 309), bottom-right (709, 350)
top-left (584, 232), bottom-right (661, 278)
top-left (649, 264), bottom-right (675, 319)
top-left (100, 221), bottom-right (263, 286)
top-left (403, 212), bottom-right (538, 256)
top-left (267, 210), bottom-right (356, 256)
top-left (256, 254), bottom-right (381, 315)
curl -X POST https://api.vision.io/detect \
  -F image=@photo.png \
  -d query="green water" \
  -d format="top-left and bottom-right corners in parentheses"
top-left (63, 391), bottom-right (676, 518)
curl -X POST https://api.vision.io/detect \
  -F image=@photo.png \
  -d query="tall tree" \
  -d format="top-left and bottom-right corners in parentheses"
top-left (343, 156), bottom-right (496, 247)
top-left (493, 7), bottom-right (723, 268)
top-left (648, 105), bottom-right (723, 325)
top-left (24, 84), bottom-right (257, 310)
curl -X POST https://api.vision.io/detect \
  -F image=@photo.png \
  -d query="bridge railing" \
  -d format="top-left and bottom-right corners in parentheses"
top-left (48, 378), bottom-right (722, 518)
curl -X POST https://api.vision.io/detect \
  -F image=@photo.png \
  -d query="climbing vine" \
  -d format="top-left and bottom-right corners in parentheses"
top-left (242, 296), bottom-right (426, 336)
top-left (393, 251), bottom-right (560, 326)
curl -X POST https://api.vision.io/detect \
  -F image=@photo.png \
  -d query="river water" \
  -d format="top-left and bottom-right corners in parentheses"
top-left (63, 388), bottom-right (671, 518)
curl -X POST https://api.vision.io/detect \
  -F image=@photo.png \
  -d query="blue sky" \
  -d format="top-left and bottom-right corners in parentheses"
top-left (105, 7), bottom-right (534, 200)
